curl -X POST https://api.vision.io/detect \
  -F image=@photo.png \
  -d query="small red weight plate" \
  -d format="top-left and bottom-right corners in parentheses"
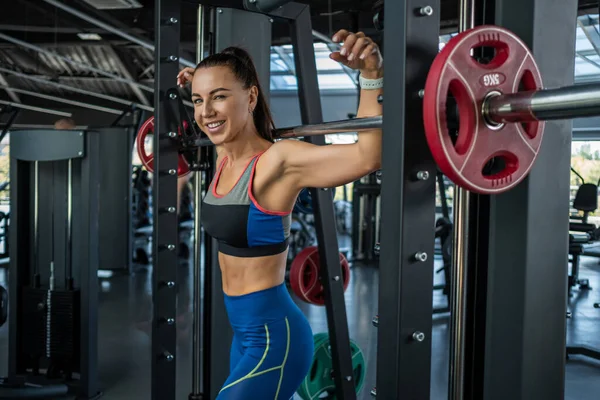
top-left (135, 116), bottom-right (192, 177)
top-left (423, 25), bottom-right (544, 194)
top-left (289, 246), bottom-right (350, 305)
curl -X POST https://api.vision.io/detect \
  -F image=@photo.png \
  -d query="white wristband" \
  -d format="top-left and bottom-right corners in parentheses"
top-left (359, 75), bottom-right (384, 90)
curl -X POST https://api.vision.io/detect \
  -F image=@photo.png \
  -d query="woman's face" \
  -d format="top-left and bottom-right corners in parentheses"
top-left (191, 65), bottom-right (257, 146)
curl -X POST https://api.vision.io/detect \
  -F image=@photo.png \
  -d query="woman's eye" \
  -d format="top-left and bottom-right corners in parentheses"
top-left (214, 95), bottom-right (225, 100)
top-left (194, 99), bottom-right (203, 104)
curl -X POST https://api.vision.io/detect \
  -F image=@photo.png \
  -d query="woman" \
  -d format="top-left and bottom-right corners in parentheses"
top-left (177, 29), bottom-right (383, 400)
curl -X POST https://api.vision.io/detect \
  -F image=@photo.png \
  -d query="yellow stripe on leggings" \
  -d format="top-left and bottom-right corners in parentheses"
top-left (219, 324), bottom-right (271, 393)
top-left (218, 318), bottom-right (292, 399)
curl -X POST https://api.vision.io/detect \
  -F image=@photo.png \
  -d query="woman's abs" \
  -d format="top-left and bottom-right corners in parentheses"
top-left (219, 250), bottom-right (288, 296)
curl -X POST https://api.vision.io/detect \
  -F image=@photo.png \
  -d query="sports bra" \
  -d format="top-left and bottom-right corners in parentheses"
top-left (200, 152), bottom-right (292, 257)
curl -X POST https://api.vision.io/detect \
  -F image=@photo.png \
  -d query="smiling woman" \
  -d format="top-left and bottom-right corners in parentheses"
top-left (176, 29), bottom-right (383, 400)
top-left (190, 47), bottom-right (275, 146)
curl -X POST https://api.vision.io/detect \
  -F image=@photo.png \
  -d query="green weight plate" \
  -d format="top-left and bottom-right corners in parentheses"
top-left (298, 337), bottom-right (334, 399)
top-left (313, 332), bottom-right (329, 347)
top-left (297, 337), bottom-right (367, 400)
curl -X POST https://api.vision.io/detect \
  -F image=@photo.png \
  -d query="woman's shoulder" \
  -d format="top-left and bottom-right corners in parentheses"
top-left (265, 138), bottom-right (309, 158)
top-left (259, 140), bottom-right (298, 166)
top-left (254, 140), bottom-right (305, 177)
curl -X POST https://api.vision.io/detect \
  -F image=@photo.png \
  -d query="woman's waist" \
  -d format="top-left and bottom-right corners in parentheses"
top-left (219, 251), bottom-right (286, 290)
top-left (223, 281), bottom-right (301, 327)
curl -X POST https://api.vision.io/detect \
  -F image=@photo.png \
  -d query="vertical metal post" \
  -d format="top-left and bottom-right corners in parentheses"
top-left (462, 3), bottom-right (495, 398)
top-left (190, 4), bottom-right (204, 400)
top-left (448, 2), bottom-right (475, 399)
top-left (152, 1), bottom-right (181, 399)
top-left (7, 157), bottom-right (21, 377)
top-left (79, 131), bottom-right (101, 399)
top-left (477, 0), bottom-right (575, 398)
top-left (34, 161), bottom-right (39, 282)
top-left (66, 159), bottom-right (72, 288)
top-left (376, 0), bottom-right (439, 398)
top-left (449, 188), bottom-right (469, 399)
top-left (290, 5), bottom-right (356, 398)
top-left (203, 7), bottom-right (218, 398)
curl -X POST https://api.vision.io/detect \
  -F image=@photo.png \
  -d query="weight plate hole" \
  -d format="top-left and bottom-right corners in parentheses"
top-left (518, 69), bottom-right (540, 139)
top-left (482, 152), bottom-right (518, 180)
top-left (447, 79), bottom-right (476, 156)
top-left (445, 93), bottom-right (459, 147)
top-left (354, 364), bottom-right (363, 384)
top-left (470, 42), bottom-right (509, 69)
top-left (309, 359), bottom-right (319, 381)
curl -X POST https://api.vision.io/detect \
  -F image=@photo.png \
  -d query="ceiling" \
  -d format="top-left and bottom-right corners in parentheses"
top-left (0, 0), bottom-right (598, 127)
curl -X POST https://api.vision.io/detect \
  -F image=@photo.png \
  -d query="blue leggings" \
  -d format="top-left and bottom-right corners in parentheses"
top-left (216, 283), bottom-right (314, 400)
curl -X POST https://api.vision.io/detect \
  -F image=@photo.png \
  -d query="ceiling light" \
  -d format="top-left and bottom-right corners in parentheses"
top-left (77, 33), bottom-right (103, 41)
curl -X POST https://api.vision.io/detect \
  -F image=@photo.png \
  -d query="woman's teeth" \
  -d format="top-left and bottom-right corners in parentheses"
top-left (208, 121), bottom-right (224, 128)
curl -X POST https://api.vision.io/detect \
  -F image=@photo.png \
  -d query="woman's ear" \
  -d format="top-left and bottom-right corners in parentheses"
top-left (249, 85), bottom-right (259, 111)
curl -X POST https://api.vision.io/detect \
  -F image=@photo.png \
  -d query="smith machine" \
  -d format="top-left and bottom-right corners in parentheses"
top-left (148, 0), bottom-right (584, 399)
top-left (1, 0), bottom-right (581, 399)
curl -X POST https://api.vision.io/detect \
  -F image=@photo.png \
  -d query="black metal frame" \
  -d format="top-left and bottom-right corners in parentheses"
top-left (288, 5), bottom-right (356, 398)
top-left (0, 106), bottom-right (19, 143)
top-left (184, 0), bottom-right (290, 10)
top-left (460, 1), bottom-right (575, 399)
top-left (377, 0), bottom-right (440, 399)
top-left (201, 10), bottom-right (224, 399)
top-left (567, 345), bottom-right (600, 360)
top-left (151, 1), bottom-right (182, 399)
top-left (375, 1), bottom-right (439, 398)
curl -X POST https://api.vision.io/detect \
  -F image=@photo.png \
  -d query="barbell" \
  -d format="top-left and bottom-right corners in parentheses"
top-left (136, 25), bottom-right (600, 195)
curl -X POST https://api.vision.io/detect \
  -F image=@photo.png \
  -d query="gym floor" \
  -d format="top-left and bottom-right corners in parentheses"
top-left (1, 250), bottom-right (599, 399)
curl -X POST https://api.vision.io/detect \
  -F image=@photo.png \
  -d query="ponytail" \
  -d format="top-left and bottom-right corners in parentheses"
top-left (196, 47), bottom-right (275, 142)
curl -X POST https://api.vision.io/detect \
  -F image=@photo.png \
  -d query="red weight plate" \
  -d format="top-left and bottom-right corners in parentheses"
top-left (135, 116), bottom-right (192, 177)
top-left (423, 25), bottom-right (544, 194)
top-left (289, 246), bottom-right (350, 305)
top-left (136, 117), bottom-right (155, 173)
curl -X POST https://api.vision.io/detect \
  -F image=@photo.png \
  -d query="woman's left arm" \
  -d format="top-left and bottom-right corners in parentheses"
top-left (272, 29), bottom-right (384, 190)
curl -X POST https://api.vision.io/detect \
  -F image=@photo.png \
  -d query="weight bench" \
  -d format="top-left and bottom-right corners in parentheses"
top-left (568, 175), bottom-right (599, 292)
top-left (566, 303), bottom-right (600, 362)
top-left (565, 177), bottom-right (600, 361)
top-left (568, 232), bottom-right (600, 291)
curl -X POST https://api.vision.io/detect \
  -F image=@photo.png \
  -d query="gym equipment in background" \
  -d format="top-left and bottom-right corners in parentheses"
top-left (297, 333), bottom-right (366, 400)
top-left (1, 126), bottom-right (131, 399)
top-left (289, 246), bottom-right (350, 305)
top-left (567, 167), bottom-right (600, 292)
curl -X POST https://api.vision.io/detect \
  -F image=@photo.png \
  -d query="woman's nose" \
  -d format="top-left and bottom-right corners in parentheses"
top-left (202, 102), bottom-right (214, 117)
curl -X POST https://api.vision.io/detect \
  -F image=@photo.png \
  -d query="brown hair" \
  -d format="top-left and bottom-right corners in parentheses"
top-left (195, 47), bottom-right (275, 143)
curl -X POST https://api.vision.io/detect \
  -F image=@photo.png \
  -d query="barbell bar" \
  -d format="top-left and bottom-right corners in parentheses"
top-left (189, 82), bottom-right (600, 148)
top-left (137, 25), bottom-right (599, 195)
top-left (188, 115), bottom-right (384, 147)
top-left (485, 82), bottom-right (600, 124)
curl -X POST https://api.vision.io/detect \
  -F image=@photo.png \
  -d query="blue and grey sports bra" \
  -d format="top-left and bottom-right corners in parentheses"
top-left (201, 152), bottom-right (292, 257)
